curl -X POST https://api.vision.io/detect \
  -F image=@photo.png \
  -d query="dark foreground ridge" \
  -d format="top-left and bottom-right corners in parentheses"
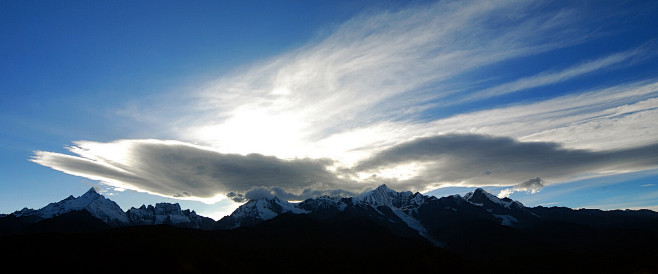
top-left (1, 186), bottom-right (658, 273)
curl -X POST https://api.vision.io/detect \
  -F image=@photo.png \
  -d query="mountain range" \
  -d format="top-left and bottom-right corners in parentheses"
top-left (2, 187), bottom-right (215, 232)
top-left (2, 185), bottom-right (658, 273)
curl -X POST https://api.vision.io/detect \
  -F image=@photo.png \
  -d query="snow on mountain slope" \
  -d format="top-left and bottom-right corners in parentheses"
top-left (354, 185), bottom-right (437, 240)
top-left (216, 184), bottom-right (443, 243)
top-left (7, 188), bottom-right (214, 229)
top-left (390, 207), bottom-right (435, 242)
top-left (6, 184), bottom-right (536, 240)
top-left (464, 188), bottom-right (524, 209)
top-left (215, 196), bottom-right (309, 229)
top-left (356, 184), bottom-right (430, 209)
top-left (232, 196), bottom-right (307, 220)
top-left (298, 196), bottom-right (349, 212)
top-left (216, 184), bottom-right (541, 246)
top-left (222, 185), bottom-right (433, 228)
top-left (12, 188), bottom-right (129, 225)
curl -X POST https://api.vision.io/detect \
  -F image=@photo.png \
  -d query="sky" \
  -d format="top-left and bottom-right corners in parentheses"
top-left (1, 0), bottom-right (657, 220)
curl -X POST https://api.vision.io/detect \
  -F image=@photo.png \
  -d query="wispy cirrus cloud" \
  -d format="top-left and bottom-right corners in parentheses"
top-left (461, 44), bottom-right (654, 102)
top-left (430, 81), bottom-right (658, 150)
top-left (154, 0), bottom-right (611, 161)
top-left (33, 0), bottom-right (658, 203)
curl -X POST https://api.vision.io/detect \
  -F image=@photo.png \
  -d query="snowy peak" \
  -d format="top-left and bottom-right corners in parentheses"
top-left (464, 188), bottom-right (524, 209)
top-left (298, 195), bottom-right (349, 212)
top-left (464, 188), bottom-right (493, 203)
top-left (81, 187), bottom-right (101, 198)
top-left (219, 184), bottom-right (437, 230)
top-left (5, 188), bottom-right (214, 230)
top-left (233, 196), bottom-right (307, 221)
top-left (357, 184), bottom-right (399, 206)
top-left (215, 196), bottom-right (310, 229)
top-left (374, 184), bottom-right (396, 194)
top-left (357, 184), bottom-right (428, 209)
top-left (14, 187), bottom-right (129, 225)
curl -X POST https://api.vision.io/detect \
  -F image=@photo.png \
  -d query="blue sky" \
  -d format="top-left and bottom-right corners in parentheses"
top-left (2, 0), bottom-right (657, 220)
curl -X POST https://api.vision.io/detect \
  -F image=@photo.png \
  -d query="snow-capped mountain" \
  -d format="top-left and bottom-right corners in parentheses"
top-left (4, 185), bottom-right (658, 273)
top-left (462, 188), bottom-right (536, 226)
top-left (216, 184), bottom-right (433, 230)
top-left (5, 184), bottom-right (658, 245)
top-left (356, 184), bottom-right (432, 208)
top-left (127, 203), bottom-right (215, 230)
top-left (464, 188), bottom-right (524, 209)
top-left (215, 196), bottom-right (307, 229)
top-left (6, 188), bottom-right (213, 229)
top-left (215, 185), bottom-right (551, 244)
top-left (13, 188), bottom-right (129, 226)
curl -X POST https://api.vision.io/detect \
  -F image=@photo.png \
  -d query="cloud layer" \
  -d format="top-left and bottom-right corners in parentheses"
top-left (352, 134), bottom-right (658, 191)
top-left (32, 134), bottom-right (658, 202)
top-left (32, 140), bottom-right (349, 203)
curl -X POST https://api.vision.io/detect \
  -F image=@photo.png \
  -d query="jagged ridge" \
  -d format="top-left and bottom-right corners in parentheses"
top-left (5, 185), bottom-right (658, 247)
top-left (8, 188), bottom-right (214, 230)
top-left (215, 185), bottom-right (658, 246)
top-left (215, 185), bottom-right (535, 245)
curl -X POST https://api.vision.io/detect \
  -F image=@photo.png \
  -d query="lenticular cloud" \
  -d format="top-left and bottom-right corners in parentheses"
top-left (31, 139), bottom-right (346, 203)
top-left (31, 135), bottom-right (658, 203)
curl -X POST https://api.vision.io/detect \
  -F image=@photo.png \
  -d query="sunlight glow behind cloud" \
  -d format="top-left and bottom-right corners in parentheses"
top-left (170, 0), bottom-right (605, 160)
top-left (31, 0), bottom-right (658, 204)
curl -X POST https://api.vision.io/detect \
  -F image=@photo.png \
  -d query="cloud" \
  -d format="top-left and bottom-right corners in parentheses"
top-left (225, 192), bottom-right (246, 203)
top-left (121, 0), bottom-right (615, 161)
top-left (31, 134), bottom-right (658, 202)
top-left (461, 44), bottom-right (654, 102)
top-left (498, 177), bottom-right (545, 198)
top-left (105, 1), bottom-right (657, 173)
top-left (153, 0), bottom-right (657, 167)
top-left (430, 81), bottom-right (658, 151)
top-left (31, 139), bottom-right (354, 203)
top-left (244, 187), bottom-right (275, 201)
top-left (515, 177), bottom-right (545, 193)
top-left (352, 134), bottom-right (658, 192)
top-left (497, 188), bottom-right (515, 199)
top-left (244, 186), bottom-right (355, 201)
